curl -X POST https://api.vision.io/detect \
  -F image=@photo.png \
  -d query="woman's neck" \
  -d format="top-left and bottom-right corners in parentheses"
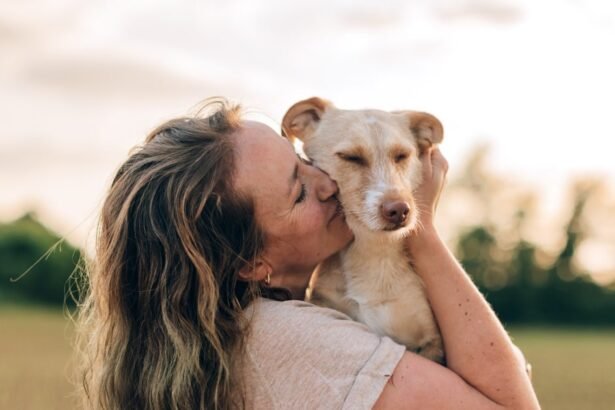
top-left (272, 265), bottom-right (314, 300)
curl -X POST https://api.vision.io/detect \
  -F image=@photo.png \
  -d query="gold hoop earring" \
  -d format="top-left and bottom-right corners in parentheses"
top-left (265, 272), bottom-right (271, 286)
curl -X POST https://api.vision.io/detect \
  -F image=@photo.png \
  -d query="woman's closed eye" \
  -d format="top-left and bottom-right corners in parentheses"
top-left (293, 154), bottom-right (311, 205)
top-left (295, 183), bottom-right (307, 204)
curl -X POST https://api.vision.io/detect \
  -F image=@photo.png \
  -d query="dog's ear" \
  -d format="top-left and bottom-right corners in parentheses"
top-left (282, 97), bottom-right (333, 142)
top-left (395, 111), bottom-right (444, 152)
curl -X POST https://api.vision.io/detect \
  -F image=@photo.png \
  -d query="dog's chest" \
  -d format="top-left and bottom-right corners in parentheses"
top-left (341, 239), bottom-right (418, 304)
top-left (312, 236), bottom-right (443, 360)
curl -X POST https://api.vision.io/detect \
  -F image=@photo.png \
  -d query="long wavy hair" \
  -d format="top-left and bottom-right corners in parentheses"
top-left (75, 99), bottom-right (273, 409)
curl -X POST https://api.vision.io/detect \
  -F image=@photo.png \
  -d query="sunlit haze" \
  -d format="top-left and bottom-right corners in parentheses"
top-left (1, 0), bottom-right (614, 280)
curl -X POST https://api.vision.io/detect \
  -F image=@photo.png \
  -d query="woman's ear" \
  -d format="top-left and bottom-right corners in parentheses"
top-left (238, 258), bottom-right (273, 283)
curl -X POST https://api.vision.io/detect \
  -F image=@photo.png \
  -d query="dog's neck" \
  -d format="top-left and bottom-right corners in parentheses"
top-left (341, 230), bottom-right (412, 298)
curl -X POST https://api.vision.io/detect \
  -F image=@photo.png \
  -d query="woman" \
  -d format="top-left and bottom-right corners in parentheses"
top-left (76, 98), bottom-right (539, 409)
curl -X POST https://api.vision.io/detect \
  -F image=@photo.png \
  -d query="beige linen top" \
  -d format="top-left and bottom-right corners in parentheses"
top-left (240, 298), bottom-right (406, 410)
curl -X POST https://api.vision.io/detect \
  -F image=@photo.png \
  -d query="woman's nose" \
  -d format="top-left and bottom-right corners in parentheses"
top-left (315, 170), bottom-right (339, 201)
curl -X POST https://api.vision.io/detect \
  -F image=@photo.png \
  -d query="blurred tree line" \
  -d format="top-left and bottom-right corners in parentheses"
top-left (0, 212), bottom-right (82, 307)
top-left (447, 146), bottom-right (615, 325)
top-left (456, 194), bottom-right (615, 325)
top-left (1, 146), bottom-right (614, 324)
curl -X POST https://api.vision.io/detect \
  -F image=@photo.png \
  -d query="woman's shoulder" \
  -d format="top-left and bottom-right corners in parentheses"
top-left (247, 298), bottom-right (372, 343)
top-left (246, 297), bottom-right (355, 326)
top-left (243, 296), bottom-right (404, 373)
top-left (240, 297), bottom-right (406, 409)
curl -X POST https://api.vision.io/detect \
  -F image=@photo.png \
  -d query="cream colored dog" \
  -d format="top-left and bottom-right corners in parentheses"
top-left (282, 97), bottom-right (445, 363)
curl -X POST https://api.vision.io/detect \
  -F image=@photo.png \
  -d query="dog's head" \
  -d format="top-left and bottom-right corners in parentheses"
top-left (282, 97), bottom-right (443, 238)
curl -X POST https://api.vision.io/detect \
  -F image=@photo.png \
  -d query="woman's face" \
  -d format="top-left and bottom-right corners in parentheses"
top-left (233, 121), bottom-right (353, 281)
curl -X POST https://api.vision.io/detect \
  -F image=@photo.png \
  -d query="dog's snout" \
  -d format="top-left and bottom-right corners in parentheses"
top-left (381, 201), bottom-right (410, 226)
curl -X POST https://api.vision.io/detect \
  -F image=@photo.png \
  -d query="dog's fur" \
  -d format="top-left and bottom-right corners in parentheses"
top-left (282, 97), bottom-right (444, 363)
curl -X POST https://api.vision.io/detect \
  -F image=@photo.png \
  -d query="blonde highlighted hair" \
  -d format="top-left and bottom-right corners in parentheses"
top-left (75, 99), bottom-right (267, 409)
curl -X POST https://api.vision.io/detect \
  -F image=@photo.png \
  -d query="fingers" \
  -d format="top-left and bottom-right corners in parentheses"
top-left (421, 147), bottom-right (448, 179)
top-left (430, 147), bottom-right (449, 175)
top-left (420, 147), bottom-right (434, 178)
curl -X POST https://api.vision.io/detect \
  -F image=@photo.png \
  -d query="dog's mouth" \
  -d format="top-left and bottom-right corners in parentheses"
top-left (382, 221), bottom-right (413, 232)
top-left (353, 210), bottom-right (418, 233)
top-left (383, 224), bottom-right (408, 232)
top-left (342, 209), bottom-right (416, 234)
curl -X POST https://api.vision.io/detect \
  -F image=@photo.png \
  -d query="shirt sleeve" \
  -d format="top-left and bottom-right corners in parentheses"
top-left (242, 298), bottom-right (406, 410)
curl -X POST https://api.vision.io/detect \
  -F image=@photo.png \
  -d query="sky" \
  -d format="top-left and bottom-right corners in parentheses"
top-left (1, 0), bottom-right (614, 277)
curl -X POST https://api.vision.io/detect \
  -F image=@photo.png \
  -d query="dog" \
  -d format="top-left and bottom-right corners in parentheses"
top-left (282, 97), bottom-right (445, 363)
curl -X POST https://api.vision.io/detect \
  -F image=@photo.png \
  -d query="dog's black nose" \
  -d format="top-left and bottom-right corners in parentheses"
top-left (381, 201), bottom-right (410, 225)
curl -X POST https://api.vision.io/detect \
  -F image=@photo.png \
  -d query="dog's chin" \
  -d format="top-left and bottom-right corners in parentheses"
top-left (382, 223), bottom-right (415, 240)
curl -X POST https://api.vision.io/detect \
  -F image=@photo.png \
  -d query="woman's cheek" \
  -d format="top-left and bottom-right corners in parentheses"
top-left (312, 202), bottom-right (329, 226)
top-left (298, 204), bottom-right (324, 236)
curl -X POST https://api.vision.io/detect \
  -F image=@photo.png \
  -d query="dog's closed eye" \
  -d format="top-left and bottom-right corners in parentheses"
top-left (336, 152), bottom-right (368, 166)
top-left (390, 146), bottom-right (413, 164)
top-left (394, 152), bottom-right (409, 163)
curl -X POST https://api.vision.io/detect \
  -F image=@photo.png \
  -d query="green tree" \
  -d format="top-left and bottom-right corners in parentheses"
top-left (455, 174), bottom-right (615, 325)
top-left (0, 212), bottom-right (83, 307)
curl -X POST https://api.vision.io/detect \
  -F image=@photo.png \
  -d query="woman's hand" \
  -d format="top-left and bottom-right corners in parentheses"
top-left (413, 147), bottom-right (448, 233)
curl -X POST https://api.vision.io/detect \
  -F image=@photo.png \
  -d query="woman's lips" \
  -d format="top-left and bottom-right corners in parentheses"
top-left (328, 199), bottom-right (345, 225)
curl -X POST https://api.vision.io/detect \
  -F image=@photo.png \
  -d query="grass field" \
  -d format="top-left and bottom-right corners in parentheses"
top-left (509, 326), bottom-right (615, 410)
top-left (0, 306), bottom-right (77, 410)
top-left (1, 307), bottom-right (614, 409)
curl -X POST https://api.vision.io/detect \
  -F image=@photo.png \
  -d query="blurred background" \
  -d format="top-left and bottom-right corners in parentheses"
top-left (1, 0), bottom-right (614, 408)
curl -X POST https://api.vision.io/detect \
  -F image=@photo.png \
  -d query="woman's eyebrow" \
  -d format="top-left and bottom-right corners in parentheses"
top-left (287, 163), bottom-right (298, 197)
